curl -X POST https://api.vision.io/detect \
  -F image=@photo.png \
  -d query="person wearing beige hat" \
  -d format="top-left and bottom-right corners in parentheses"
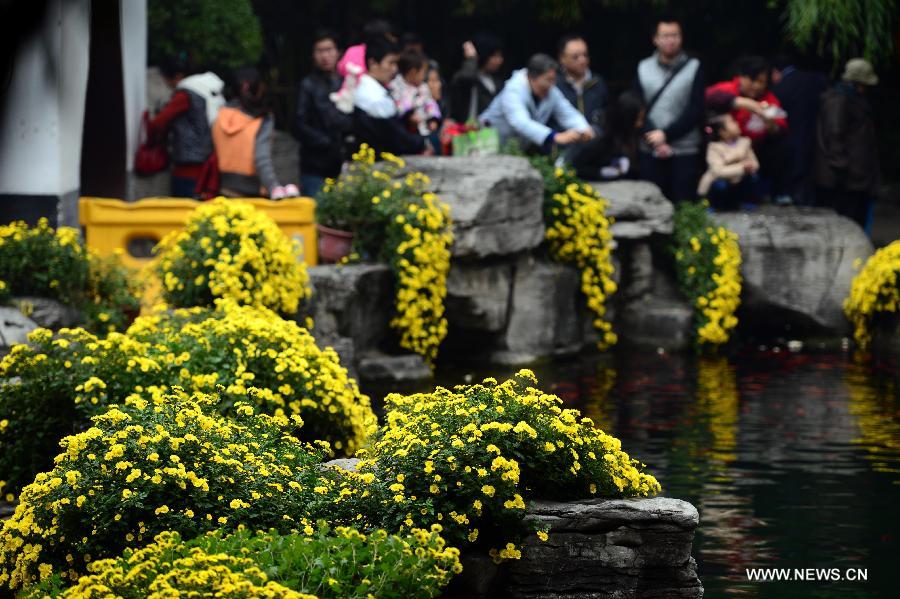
top-left (842, 58), bottom-right (879, 86)
top-left (813, 58), bottom-right (880, 233)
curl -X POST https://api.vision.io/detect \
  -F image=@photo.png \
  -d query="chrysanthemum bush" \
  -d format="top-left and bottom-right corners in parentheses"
top-left (0, 328), bottom-right (165, 497)
top-left (127, 302), bottom-right (377, 455)
top-left (844, 240), bottom-right (900, 349)
top-left (382, 176), bottom-right (452, 363)
top-left (0, 303), bottom-right (375, 497)
top-left (28, 532), bottom-right (315, 599)
top-left (672, 201), bottom-right (742, 347)
top-left (0, 390), bottom-right (342, 591)
top-left (0, 219), bottom-right (141, 332)
top-left (531, 157), bottom-right (618, 349)
top-left (155, 199), bottom-right (310, 314)
top-left (24, 522), bottom-right (461, 599)
top-left (319, 145), bottom-right (453, 363)
top-left (344, 370), bottom-right (660, 561)
top-left (27, 525), bottom-right (460, 599)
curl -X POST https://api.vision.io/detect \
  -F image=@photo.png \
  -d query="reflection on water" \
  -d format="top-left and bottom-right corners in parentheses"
top-left (846, 361), bottom-right (900, 478)
top-left (368, 349), bottom-right (900, 598)
top-left (573, 350), bottom-right (899, 599)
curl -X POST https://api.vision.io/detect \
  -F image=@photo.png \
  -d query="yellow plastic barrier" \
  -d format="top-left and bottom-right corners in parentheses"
top-left (79, 197), bottom-right (318, 269)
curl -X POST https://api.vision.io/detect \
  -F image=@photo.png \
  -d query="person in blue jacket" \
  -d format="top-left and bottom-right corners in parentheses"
top-left (479, 53), bottom-right (594, 154)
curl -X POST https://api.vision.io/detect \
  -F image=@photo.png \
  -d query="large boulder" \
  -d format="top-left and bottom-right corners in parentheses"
top-left (357, 352), bottom-right (432, 382)
top-left (302, 264), bottom-right (393, 353)
top-left (618, 297), bottom-right (694, 351)
top-left (446, 261), bottom-right (514, 332)
top-left (0, 306), bottom-right (38, 351)
top-left (448, 497), bottom-right (703, 599)
top-left (714, 207), bottom-right (873, 334)
top-left (400, 156), bottom-right (545, 259)
top-left (590, 180), bottom-right (674, 240)
top-left (493, 255), bottom-right (585, 365)
top-left (11, 297), bottom-right (81, 330)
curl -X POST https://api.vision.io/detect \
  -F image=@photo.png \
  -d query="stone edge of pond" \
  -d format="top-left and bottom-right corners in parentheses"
top-left (323, 459), bottom-right (704, 599)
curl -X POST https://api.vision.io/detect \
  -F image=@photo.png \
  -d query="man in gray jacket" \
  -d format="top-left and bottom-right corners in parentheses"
top-left (480, 54), bottom-right (594, 154)
top-left (635, 17), bottom-right (705, 202)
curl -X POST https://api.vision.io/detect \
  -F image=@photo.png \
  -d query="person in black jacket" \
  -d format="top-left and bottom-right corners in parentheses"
top-left (294, 29), bottom-right (353, 198)
top-left (771, 55), bottom-right (828, 206)
top-left (554, 34), bottom-right (611, 178)
top-left (352, 38), bottom-right (426, 156)
top-left (449, 32), bottom-right (504, 123)
top-left (814, 59), bottom-right (880, 231)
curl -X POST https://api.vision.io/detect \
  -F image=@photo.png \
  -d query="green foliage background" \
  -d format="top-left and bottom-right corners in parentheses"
top-left (148, 0), bottom-right (263, 73)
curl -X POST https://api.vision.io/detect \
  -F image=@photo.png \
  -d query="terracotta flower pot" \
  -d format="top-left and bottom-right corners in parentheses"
top-left (317, 224), bottom-right (354, 264)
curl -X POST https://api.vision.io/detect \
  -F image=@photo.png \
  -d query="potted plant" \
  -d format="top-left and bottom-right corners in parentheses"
top-left (316, 144), bottom-right (404, 263)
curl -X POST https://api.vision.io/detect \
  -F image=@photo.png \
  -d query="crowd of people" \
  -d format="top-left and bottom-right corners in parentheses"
top-left (147, 15), bottom-right (882, 233)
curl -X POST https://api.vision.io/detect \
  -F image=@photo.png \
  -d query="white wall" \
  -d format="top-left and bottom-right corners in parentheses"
top-left (0, 0), bottom-right (91, 197)
top-left (120, 0), bottom-right (147, 173)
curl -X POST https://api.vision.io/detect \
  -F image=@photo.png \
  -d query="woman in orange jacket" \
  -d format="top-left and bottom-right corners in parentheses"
top-left (212, 68), bottom-right (298, 199)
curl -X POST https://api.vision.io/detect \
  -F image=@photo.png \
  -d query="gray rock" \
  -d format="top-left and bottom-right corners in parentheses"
top-left (323, 457), bottom-right (361, 472)
top-left (618, 242), bottom-right (655, 301)
top-left (618, 296), bottom-right (694, 351)
top-left (315, 336), bottom-right (357, 381)
top-left (11, 297), bottom-right (81, 330)
top-left (446, 261), bottom-right (513, 332)
top-left (447, 497), bottom-right (703, 599)
top-left (0, 307), bottom-right (38, 350)
top-left (357, 352), bottom-right (432, 382)
top-left (497, 255), bottom-right (585, 364)
top-left (400, 156), bottom-right (545, 259)
top-left (590, 181), bottom-right (674, 240)
top-left (713, 207), bottom-right (873, 333)
top-left (304, 264), bottom-right (393, 352)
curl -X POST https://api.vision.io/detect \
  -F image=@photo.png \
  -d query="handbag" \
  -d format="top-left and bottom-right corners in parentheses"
top-left (134, 110), bottom-right (168, 175)
top-left (194, 153), bottom-right (220, 200)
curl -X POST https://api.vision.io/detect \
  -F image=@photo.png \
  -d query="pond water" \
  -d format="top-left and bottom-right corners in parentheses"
top-left (365, 347), bottom-right (900, 599)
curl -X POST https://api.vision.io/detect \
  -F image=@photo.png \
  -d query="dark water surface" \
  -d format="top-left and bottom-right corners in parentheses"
top-left (365, 348), bottom-right (900, 598)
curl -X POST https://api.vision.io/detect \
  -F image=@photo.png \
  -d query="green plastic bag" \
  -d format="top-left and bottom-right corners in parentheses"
top-left (451, 127), bottom-right (500, 156)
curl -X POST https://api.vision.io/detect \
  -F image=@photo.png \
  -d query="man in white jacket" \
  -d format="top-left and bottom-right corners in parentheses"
top-left (480, 53), bottom-right (594, 153)
top-left (351, 38), bottom-right (426, 155)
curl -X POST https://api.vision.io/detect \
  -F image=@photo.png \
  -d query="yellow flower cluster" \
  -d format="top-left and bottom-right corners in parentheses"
top-left (352, 370), bottom-right (660, 557)
top-left (388, 186), bottom-right (453, 363)
top-left (127, 301), bottom-right (377, 455)
top-left (26, 522), bottom-right (461, 599)
top-left (1, 301), bottom-right (375, 497)
top-left (0, 219), bottom-right (81, 253)
top-left (694, 228), bottom-right (741, 345)
top-left (844, 240), bottom-right (900, 349)
top-left (0, 219), bottom-right (141, 332)
top-left (0, 390), bottom-right (335, 591)
top-left (156, 199), bottom-right (309, 314)
top-left (544, 169), bottom-right (618, 349)
top-left (48, 531), bottom-right (313, 599)
top-left (321, 145), bottom-right (454, 363)
top-left (673, 203), bottom-right (742, 347)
